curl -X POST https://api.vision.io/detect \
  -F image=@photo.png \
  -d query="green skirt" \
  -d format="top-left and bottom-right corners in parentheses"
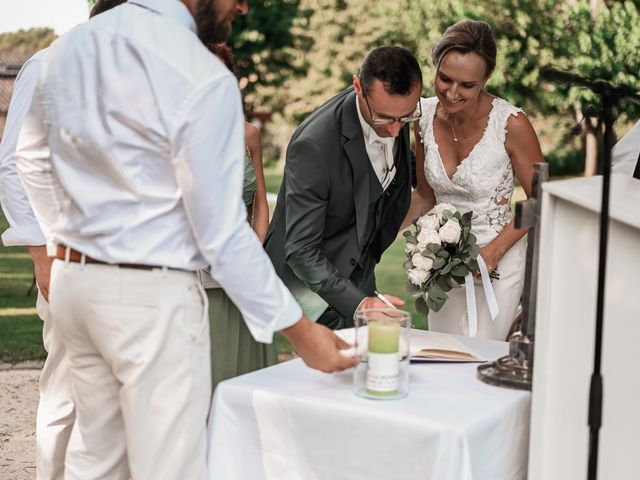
top-left (207, 288), bottom-right (278, 392)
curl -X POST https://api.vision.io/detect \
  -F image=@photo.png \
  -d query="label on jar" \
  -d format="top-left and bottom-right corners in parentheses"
top-left (366, 352), bottom-right (400, 393)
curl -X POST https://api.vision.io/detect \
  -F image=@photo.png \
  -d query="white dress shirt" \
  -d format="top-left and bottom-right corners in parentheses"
top-left (0, 50), bottom-right (46, 246)
top-left (612, 120), bottom-right (640, 176)
top-left (355, 97), bottom-right (397, 190)
top-left (16, 0), bottom-right (301, 342)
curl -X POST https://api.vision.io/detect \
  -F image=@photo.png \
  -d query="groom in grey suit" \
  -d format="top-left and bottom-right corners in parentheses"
top-left (265, 46), bottom-right (423, 329)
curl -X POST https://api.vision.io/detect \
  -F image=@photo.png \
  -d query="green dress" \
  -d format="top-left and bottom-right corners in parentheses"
top-left (203, 150), bottom-right (277, 391)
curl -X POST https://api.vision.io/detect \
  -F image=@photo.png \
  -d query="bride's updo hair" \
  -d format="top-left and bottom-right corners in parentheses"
top-left (431, 20), bottom-right (497, 78)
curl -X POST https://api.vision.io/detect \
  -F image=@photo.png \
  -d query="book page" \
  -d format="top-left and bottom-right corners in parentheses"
top-left (410, 334), bottom-right (483, 362)
top-left (336, 328), bottom-right (484, 362)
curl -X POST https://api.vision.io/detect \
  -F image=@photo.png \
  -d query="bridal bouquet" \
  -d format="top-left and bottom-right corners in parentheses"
top-left (403, 203), bottom-right (498, 315)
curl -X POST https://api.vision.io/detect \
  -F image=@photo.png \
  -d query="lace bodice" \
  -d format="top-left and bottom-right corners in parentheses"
top-left (419, 96), bottom-right (523, 245)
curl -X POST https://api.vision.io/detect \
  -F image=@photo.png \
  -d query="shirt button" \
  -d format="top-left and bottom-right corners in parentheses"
top-left (350, 258), bottom-right (356, 266)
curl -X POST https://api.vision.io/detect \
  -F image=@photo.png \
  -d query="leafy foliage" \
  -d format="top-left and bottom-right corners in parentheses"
top-left (228, 0), bottom-right (314, 116)
top-left (0, 28), bottom-right (56, 52)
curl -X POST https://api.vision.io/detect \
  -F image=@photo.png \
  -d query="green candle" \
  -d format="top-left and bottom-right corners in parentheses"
top-left (366, 321), bottom-right (401, 396)
top-left (368, 321), bottom-right (400, 353)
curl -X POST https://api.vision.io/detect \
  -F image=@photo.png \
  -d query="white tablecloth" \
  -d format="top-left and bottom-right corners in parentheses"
top-left (207, 333), bottom-right (531, 480)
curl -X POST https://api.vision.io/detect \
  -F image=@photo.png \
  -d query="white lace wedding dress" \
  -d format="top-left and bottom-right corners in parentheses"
top-left (418, 96), bottom-right (526, 340)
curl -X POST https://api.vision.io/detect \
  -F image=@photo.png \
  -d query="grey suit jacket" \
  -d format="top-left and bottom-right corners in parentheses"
top-left (264, 88), bottom-right (412, 320)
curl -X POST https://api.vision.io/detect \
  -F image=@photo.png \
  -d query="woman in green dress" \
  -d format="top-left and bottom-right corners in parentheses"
top-left (201, 44), bottom-right (276, 391)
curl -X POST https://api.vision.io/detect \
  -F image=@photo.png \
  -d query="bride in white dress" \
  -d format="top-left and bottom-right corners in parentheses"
top-left (403, 20), bottom-right (545, 340)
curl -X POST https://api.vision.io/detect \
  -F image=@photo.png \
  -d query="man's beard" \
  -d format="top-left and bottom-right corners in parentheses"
top-left (195, 0), bottom-right (232, 45)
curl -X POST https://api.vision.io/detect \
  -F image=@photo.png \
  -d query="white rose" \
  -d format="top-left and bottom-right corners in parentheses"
top-left (439, 218), bottom-right (462, 244)
top-left (408, 267), bottom-right (430, 286)
top-left (416, 214), bottom-right (439, 233)
top-left (405, 241), bottom-right (420, 255)
top-left (417, 229), bottom-right (442, 248)
top-left (412, 253), bottom-right (434, 272)
top-left (430, 202), bottom-right (457, 223)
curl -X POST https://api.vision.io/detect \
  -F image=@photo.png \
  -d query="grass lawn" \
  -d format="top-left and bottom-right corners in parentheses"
top-left (0, 213), bottom-right (46, 362)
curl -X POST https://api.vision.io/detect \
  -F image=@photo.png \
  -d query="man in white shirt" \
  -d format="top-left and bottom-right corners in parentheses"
top-left (16, 0), bottom-right (355, 479)
top-left (612, 119), bottom-right (640, 178)
top-left (0, 2), bottom-right (125, 478)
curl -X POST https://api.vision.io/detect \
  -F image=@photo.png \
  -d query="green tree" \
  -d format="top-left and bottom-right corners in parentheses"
top-left (0, 28), bottom-right (56, 52)
top-left (228, 0), bottom-right (313, 116)
top-left (393, 0), bottom-right (640, 175)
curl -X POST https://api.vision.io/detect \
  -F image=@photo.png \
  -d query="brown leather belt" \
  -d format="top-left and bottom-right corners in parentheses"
top-left (55, 245), bottom-right (165, 271)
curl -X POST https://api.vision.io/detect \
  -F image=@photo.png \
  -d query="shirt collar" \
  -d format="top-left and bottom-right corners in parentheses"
top-left (355, 94), bottom-right (395, 148)
top-left (129, 0), bottom-right (197, 33)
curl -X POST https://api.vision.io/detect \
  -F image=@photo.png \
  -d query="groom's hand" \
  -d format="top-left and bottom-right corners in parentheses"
top-left (281, 317), bottom-right (359, 373)
top-left (357, 293), bottom-right (405, 311)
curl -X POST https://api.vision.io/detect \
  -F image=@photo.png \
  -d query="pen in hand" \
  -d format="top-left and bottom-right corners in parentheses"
top-left (373, 291), bottom-right (415, 327)
top-left (374, 290), bottom-right (397, 309)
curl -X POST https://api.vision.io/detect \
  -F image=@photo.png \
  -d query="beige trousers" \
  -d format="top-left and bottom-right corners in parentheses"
top-left (49, 260), bottom-right (211, 480)
top-left (35, 292), bottom-right (75, 480)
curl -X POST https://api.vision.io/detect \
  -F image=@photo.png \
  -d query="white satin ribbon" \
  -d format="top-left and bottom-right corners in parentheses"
top-left (463, 255), bottom-right (500, 337)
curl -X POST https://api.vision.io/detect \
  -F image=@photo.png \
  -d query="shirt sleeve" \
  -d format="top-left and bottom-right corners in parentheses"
top-left (15, 66), bottom-right (64, 257)
top-left (172, 75), bottom-right (301, 343)
top-left (0, 55), bottom-right (47, 247)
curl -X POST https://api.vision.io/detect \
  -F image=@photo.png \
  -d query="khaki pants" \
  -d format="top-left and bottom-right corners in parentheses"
top-left (35, 292), bottom-right (75, 480)
top-left (49, 260), bottom-right (211, 480)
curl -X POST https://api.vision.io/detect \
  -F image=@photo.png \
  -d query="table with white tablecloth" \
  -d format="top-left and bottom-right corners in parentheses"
top-left (207, 332), bottom-right (531, 480)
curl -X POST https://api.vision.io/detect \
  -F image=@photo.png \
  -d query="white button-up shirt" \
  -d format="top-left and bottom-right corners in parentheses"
top-left (355, 97), bottom-right (397, 190)
top-left (612, 119), bottom-right (640, 176)
top-left (0, 50), bottom-right (47, 247)
top-left (16, 0), bottom-right (301, 342)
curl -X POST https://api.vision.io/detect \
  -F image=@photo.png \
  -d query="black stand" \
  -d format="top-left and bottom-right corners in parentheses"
top-left (540, 67), bottom-right (640, 480)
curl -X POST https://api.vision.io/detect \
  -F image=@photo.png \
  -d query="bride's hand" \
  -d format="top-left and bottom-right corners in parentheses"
top-left (477, 245), bottom-right (502, 279)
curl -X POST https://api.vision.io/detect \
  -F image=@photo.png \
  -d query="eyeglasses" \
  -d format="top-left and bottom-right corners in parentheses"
top-left (359, 77), bottom-right (422, 126)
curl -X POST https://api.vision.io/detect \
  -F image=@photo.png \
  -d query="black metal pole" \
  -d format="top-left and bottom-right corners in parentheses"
top-left (586, 91), bottom-right (616, 480)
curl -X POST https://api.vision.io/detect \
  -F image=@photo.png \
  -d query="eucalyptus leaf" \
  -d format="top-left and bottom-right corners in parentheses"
top-left (426, 243), bottom-right (441, 253)
top-left (415, 295), bottom-right (429, 315)
top-left (451, 265), bottom-right (469, 277)
top-left (432, 257), bottom-right (446, 270)
top-left (407, 281), bottom-right (421, 294)
top-left (436, 276), bottom-right (452, 293)
top-left (430, 297), bottom-right (446, 312)
top-left (426, 295), bottom-right (439, 311)
top-left (440, 262), bottom-right (453, 275)
top-left (466, 258), bottom-right (479, 271)
top-left (430, 282), bottom-right (447, 300)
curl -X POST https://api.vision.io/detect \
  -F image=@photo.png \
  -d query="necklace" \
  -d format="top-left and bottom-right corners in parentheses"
top-left (449, 119), bottom-right (460, 142)
top-left (444, 98), bottom-right (482, 143)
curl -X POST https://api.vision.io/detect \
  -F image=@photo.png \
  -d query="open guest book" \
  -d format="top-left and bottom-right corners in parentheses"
top-left (336, 328), bottom-right (484, 363)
